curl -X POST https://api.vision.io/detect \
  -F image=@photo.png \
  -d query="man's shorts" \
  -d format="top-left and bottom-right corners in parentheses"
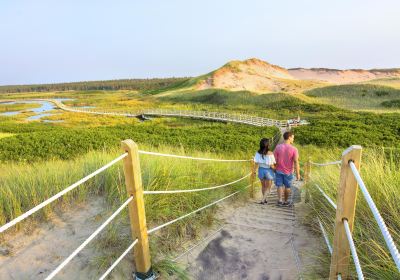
top-left (258, 167), bottom-right (275, 180)
top-left (275, 171), bottom-right (294, 188)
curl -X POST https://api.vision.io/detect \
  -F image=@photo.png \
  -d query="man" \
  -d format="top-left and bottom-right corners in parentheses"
top-left (274, 131), bottom-right (300, 206)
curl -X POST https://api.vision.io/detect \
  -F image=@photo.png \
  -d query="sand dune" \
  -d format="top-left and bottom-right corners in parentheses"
top-left (194, 58), bottom-right (400, 93)
top-left (289, 68), bottom-right (400, 84)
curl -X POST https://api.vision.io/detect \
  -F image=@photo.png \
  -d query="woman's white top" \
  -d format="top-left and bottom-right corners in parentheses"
top-left (254, 152), bottom-right (276, 168)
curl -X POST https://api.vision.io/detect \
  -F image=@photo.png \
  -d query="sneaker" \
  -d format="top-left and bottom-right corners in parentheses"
top-left (283, 201), bottom-right (292, 206)
top-left (277, 201), bottom-right (284, 206)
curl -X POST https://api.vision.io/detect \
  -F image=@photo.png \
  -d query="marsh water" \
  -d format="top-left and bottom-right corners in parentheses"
top-left (0, 99), bottom-right (95, 121)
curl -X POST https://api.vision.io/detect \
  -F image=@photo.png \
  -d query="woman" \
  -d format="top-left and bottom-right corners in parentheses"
top-left (254, 138), bottom-right (276, 204)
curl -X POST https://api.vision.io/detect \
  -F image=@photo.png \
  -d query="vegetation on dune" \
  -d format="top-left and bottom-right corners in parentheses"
top-left (162, 88), bottom-right (340, 118)
top-left (381, 99), bottom-right (400, 108)
top-left (0, 77), bottom-right (190, 93)
top-left (302, 146), bottom-right (400, 279)
top-left (305, 84), bottom-right (400, 110)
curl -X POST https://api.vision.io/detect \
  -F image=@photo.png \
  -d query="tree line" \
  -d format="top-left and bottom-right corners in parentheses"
top-left (0, 77), bottom-right (190, 93)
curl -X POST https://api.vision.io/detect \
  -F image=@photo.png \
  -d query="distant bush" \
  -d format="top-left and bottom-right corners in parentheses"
top-left (375, 90), bottom-right (390, 96)
top-left (381, 99), bottom-right (400, 108)
top-left (0, 120), bottom-right (277, 162)
top-left (294, 113), bottom-right (400, 148)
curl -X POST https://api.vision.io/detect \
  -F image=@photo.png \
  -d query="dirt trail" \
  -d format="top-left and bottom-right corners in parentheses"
top-left (0, 197), bottom-right (133, 280)
top-left (178, 181), bottom-right (323, 280)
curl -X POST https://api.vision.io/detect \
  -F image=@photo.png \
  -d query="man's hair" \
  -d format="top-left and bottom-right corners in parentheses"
top-left (283, 131), bottom-right (294, 140)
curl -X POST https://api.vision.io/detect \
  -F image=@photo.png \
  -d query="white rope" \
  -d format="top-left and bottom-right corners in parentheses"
top-left (0, 153), bottom-right (128, 233)
top-left (315, 184), bottom-right (337, 209)
top-left (45, 196), bottom-right (133, 280)
top-left (318, 218), bottom-right (333, 255)
top-left (349, 161), bottom-right (400, 271)
top-left (147, 184), bottom-right (250, 234)
top-left (310, 160), bottom-right (341, 166)
top-left (343, 219), bottom-right (364, 280)
top-left (143, 173), bottom-right (251, 194)
top-left (138, 150), bottom-right (251, 162)
top-left (98, 239), bottom-right (139, 280)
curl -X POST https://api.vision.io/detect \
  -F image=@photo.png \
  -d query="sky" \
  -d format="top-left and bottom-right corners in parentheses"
top-left (1, 0), bottom-right (400, 85)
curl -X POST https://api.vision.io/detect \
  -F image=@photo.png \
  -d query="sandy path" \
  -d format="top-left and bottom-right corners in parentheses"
top-left (177, 181), bottom-right (323, 280)
top-left (0, 197), bottom-right (134, 280)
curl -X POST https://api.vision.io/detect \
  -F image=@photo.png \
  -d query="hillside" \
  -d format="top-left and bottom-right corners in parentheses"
top-left (195, 58), bottom-right (323, 93)
top-left (289, 67), bottom-right (400, 84)
top-left (193, 58), bottom-right (400, 94)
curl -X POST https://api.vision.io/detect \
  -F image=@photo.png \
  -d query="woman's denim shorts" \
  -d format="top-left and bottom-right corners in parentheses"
top-left (258, 167), bottom-right (275, 180)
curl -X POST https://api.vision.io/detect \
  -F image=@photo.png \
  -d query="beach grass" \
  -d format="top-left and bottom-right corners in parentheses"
top-left (301, 145), bottom-right (400, 279)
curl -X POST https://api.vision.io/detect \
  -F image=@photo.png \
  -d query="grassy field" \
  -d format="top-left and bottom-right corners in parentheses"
top-left (302, 145), bottom-right (400, 279)
top-left (305, 84), bottom-right (400, 111)
top-left (367, 78), bottom-right (400, 89)
top-left (0, 102), bottom-right (41, 112)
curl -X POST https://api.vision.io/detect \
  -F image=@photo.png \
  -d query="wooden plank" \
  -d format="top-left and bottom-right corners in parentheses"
top-left (121, 140), bottom-right (153, 276)
top-left (329, 145), bottom-right (362, 279)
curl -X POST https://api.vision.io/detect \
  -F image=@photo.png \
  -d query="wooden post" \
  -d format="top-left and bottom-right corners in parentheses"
top-left (329, 145), bottom-right (362, 280)
top-left (250, 160), bottom-right (257, 199)
top-left (121, 140), bottom-right (154, 279)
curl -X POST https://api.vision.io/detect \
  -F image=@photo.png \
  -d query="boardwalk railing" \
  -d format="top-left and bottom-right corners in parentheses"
top-left (1, 98), bottom-right (294, 128)
top-left (304, 145), bottom-right (400, 280)
top-left (58, 102), bottom-right (288, 127)
top-left (0, 139), bottom-right (254, 280)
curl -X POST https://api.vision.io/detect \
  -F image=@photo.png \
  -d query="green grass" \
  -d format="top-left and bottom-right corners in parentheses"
top-left (293, 113), bottom-right (400, 148)
top-left (305, 84), bottom-right (400, 111)
top-left (0, 102), bottom-right (41, 112)
top-left (0, 118), bottom-right (277, 162)
top-left (0, 133), bottom-right (15, 139)
top-left (381, 99), bottom-right (400, 108)
top-left (160, 88), bottom-right (341, 119)
top-left (302, 146), bottom-right (400, 279)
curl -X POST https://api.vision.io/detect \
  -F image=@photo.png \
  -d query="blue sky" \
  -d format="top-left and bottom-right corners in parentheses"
top-left (1, 0), bottom-right (399, 85)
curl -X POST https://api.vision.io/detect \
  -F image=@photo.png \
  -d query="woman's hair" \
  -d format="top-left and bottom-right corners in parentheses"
top-left (257, 138), bottom-right (270, 159)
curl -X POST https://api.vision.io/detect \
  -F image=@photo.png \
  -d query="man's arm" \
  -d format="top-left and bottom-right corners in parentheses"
top-left (294, 151), bottom-right (300, 180)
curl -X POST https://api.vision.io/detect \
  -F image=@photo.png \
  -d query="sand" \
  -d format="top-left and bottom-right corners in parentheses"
top-left (177, 182), bottom-right (324, 280)
top-left (0, 197), bottom-right (134, 280)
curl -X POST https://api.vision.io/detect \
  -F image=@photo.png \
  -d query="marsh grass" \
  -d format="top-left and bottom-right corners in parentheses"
top-left (0, 145), bottom-right (250, 277)
top-left (302, 146), bottom-right (400, 279)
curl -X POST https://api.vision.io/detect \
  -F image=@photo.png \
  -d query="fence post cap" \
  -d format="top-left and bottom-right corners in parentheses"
top-left (342, 145), bottom-right (362, 156)
top-left (121, 139), bottom-right (137, 151)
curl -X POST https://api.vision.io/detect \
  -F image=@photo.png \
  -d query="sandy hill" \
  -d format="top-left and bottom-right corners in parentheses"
top-left (288, 67), bottom-right (400, 84)
top-left (196, 58), bottom-right (303, 93)
top-left (193, 58), bottom-right (400, 93)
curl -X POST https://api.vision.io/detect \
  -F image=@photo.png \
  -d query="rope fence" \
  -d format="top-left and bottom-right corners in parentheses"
top-left (1, 139), bottom-right (254, 280)
top-left (45, 196), bottom-right (134, 280)
top-left (147, 185), bottom-right (250, 235)
top-left (143, 173), bottom-right (251, 194)
top-left (305, 145), bottom-right (400, 279)
top-left (349, 161), bottom-right (400, 270)
top-left (310, 160), bottom-right (341, 167)
top-left (343, 219), bottom-right (364, 280)
top-left (138, 150), bottom-right (251, 162)
top-left (0, 153), bottom-right (128, 234)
